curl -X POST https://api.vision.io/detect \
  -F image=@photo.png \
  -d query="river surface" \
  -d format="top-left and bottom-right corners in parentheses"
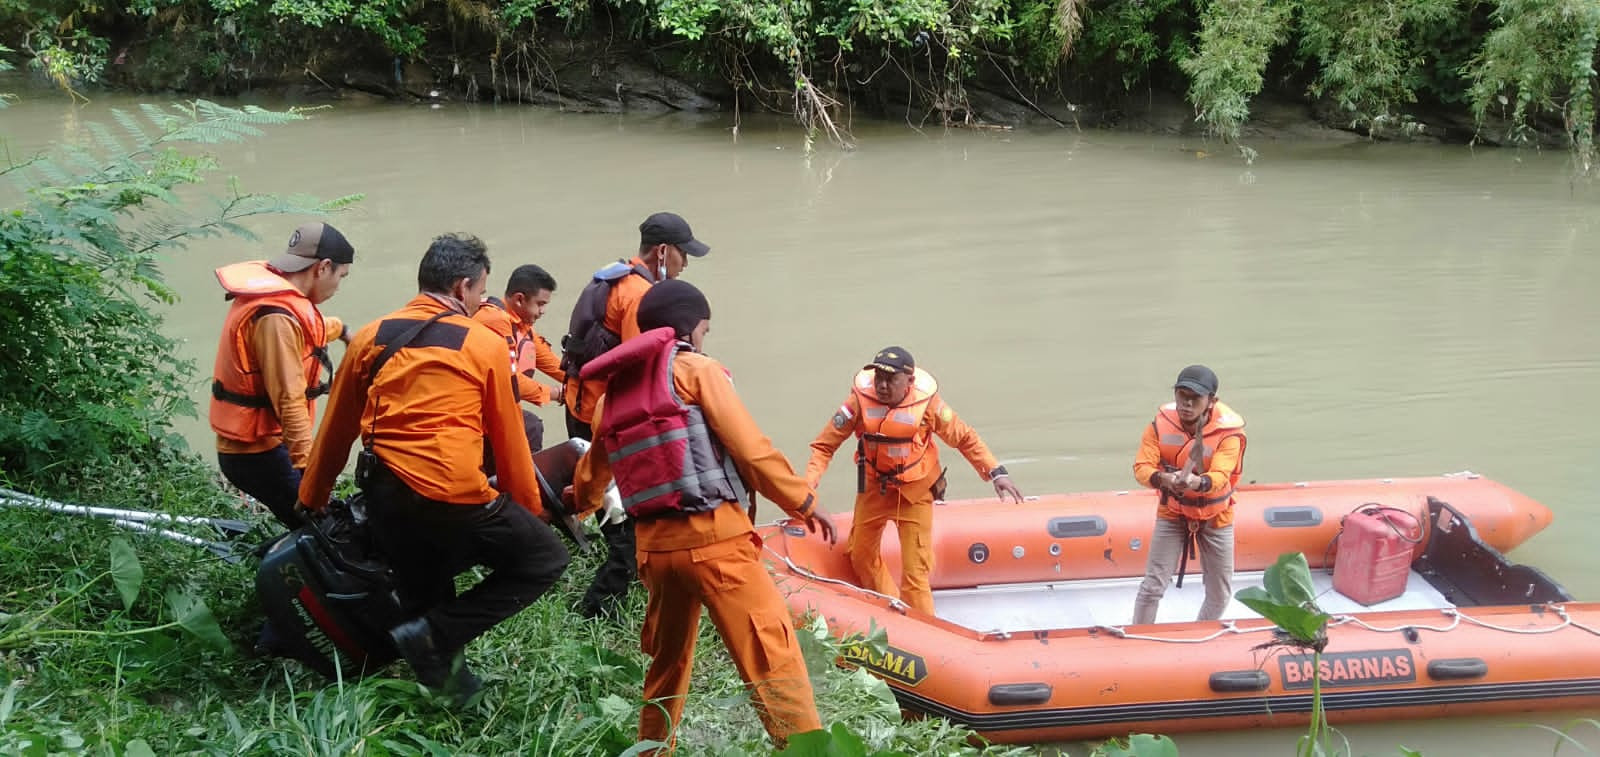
top-left (5, 93), bottom-right (1599, 754)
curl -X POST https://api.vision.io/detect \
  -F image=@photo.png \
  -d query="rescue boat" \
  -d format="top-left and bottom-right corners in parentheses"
top-left (759, 474), bottom-right (1600, 743)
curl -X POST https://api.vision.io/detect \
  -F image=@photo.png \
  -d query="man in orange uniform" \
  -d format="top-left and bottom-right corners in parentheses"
top-left (210, 221), bottom-right (353, 528)
top-left (1131, 364), bottom-right (1247, 624)
top-left (560, 211), bottom-right (710, 619)
top-left (572, 280), bottom-right (835, 753)
top-left (560, 212), bottom-right (708, 441)
top-left (299, 233), bottom-right (570, 702)
top-left (807, 347), bottom-right (1023, 615)
top-left (474, 264), bottom-right (564, 452)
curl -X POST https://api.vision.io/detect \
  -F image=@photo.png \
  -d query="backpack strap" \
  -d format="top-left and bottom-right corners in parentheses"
top-left (368, 311), bottom-right (452, 388)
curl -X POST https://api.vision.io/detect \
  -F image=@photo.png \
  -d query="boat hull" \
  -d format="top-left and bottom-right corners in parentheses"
top-left (760, 475), bottom-right (1593, 743)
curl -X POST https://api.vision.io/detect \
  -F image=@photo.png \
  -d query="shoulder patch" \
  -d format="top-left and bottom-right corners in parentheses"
top-left (832, 411), bottom-right (850, 430)
top-left (938, 405), bottom-right (954, 423)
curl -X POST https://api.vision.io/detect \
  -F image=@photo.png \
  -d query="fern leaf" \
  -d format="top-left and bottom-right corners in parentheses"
top-left (86, 122), bottom-right (132, 162)
top-left (111, 107), bottom-right (152, 148)
top-left (138, 103), bottom-right (181, 137)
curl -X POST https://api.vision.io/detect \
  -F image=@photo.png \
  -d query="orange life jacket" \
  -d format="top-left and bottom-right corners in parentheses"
top-left (1152, 401), bottom-right (1247, 521)
top-left (479, 296), bottom-right (534, 372)
top-left (851, 367), bottom-right (940, 487)
top-left (209, 261), bottom-right (332, 443)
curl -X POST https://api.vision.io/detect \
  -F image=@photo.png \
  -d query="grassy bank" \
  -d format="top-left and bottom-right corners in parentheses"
top-left (0, 460), bottom-right (1053, 756)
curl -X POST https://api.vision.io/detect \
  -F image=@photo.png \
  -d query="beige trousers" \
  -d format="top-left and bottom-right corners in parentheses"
top-left (1132, 517), bottom-right (1235, 624)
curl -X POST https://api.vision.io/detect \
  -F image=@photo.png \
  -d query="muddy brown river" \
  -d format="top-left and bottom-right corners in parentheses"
top-left (5, 93), bottom-right (1599, 754)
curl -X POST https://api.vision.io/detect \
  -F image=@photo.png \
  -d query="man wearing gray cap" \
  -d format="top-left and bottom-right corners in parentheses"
top-left (1130, 364), bottom-right (1248, 624)
top-left (210, 221), bottom-right (354, 528)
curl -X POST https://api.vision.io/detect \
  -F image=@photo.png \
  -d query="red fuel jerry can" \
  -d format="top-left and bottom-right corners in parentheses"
top-left (1333, 505), bottom-right (1424, 606)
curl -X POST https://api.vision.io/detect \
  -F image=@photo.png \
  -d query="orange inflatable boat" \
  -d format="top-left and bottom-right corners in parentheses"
top-left (759, 474), bottom-right (1600, 743)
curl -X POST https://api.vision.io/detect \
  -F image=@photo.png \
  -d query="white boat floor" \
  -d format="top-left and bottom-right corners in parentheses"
top-left (932, 569), bottom-right (1454, 634)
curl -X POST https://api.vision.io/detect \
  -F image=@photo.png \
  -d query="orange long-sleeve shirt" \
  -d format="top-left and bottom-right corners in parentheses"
top-left (473, 303), bottom-right (566, 405)
top-left (564, 257), bottom-right (655, 423)
top-left (572, 350), bottom-right (816, 552)
top-left (806, 387), bottom-right (1000, 489)
top-left (299, 294), bottom-right (543, 516)
top-left (214, 312), bottom-right (344, 467)
top-left (1133, 423), bottom-right (1244, 527)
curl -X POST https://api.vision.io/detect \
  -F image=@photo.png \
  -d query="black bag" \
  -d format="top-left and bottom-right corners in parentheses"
top-left (559, 260), bottom-right (651, 378)
top-left (254, 494), bottom-right (409, 680)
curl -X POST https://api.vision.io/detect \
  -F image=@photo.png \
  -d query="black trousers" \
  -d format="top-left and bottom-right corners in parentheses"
top-left (564, 407), bottom-right (635, 617)
top-left (365, 464), bottom-right (571, 653)
top-left (483, 409), bottom-right (547, 473)
top-left (564, 408), bottom-right (592, 442)
top-left (218, 445), bottom-right (305, 529)
top-left (581, 518), bottom-right (637, 617)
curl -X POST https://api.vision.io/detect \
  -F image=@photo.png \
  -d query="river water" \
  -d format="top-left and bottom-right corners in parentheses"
top-left (5, 93), bottom-right (1599, 754)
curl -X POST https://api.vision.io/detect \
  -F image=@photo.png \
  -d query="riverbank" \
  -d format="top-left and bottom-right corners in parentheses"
top-left (2, 0), bottom-right (1586, 154)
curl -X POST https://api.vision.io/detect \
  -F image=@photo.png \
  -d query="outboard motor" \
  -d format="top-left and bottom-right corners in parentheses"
top-left (256, 439), bottom-right (594, 679)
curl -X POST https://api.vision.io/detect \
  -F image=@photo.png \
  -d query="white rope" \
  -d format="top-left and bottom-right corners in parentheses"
top-left (762, 541), bottom-right (911, 614)
top-left (1330, 612), bottom-right (1462, 634)
top-left (1093, 619), bottom-right (1277, 643)
top-left (1095, 605), bottom-right (1597, 644)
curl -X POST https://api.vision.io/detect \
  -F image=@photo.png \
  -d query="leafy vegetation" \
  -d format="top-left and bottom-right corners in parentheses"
top-left (3, 0), bottom-right (1600, 160)
top-left (0, 100), bottom-right (358, 487)
top-left (1236, 552), bottom-right (1336, 757)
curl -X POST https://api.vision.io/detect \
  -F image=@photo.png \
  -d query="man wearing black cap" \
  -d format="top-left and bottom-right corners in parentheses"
top-left (558, 211), bottom-right (710, 619)
top-left (210, 221), bottom-right (355, 528)
top-left (806, 347), bottom-right (1023, 615)
top-left (1131, 364), bottom-right (1248, 624)
top-left (561, 211), bottom-right (709, 441)
top-left (572, 279), bottom-right (835, 751)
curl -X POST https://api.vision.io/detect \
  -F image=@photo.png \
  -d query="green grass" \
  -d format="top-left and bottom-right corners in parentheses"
top-left (0, 456), bottom-right (1049, 756)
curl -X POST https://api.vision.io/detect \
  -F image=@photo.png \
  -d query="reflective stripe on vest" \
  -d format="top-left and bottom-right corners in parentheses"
top-left (851, 367), bottom-right (940, 485)
top-left (1152, 401), bottom-right (1247, 521)
top-left (584, 327), bottom-right (749, 519)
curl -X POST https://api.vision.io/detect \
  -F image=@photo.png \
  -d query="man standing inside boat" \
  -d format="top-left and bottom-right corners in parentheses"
top-left (1131, 364), bottom-right (1247, 624)
top-left (571, 280), bottom-right (836, 752)
top-left (807, 347), bottom-right (1023, 615)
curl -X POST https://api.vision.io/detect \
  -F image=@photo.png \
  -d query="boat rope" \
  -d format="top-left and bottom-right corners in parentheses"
top-left (1093, 620), bottom-right (1277, 643)
top-left (1097, 605), bottom-right (1597, 643)
top-left (1328, 612), bottom-right (1460, 634)
top-left (758, 531), bottom-right (912, 615)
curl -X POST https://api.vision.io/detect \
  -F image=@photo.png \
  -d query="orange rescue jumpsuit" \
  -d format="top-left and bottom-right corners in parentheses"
top-left (563, 257), bottom-right (653, 425)
top-left (807, 368), bottom-right (1001, 615)
top-left (473, 299), bottom-right (566, 406)
top-left (573, 350), bottom-right (822, 753)
top-left (299, 294), bottom-right (543, 515)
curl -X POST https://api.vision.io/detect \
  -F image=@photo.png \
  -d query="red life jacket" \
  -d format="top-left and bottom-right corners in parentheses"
top-left (581, 327), bottom-right (748, 519)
